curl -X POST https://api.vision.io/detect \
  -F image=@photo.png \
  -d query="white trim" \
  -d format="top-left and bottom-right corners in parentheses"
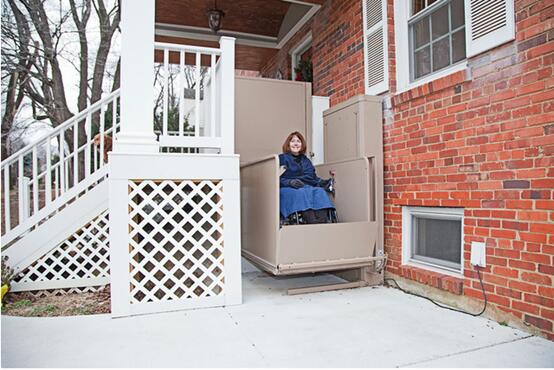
top-left (396, 61), bottom-right (468, 94)
top-left (402, 206), bottom-right (465, 277)
top-left (11, 277), bottom-right (110, 292)
top-left (155, 23), bottom-right (278, 49)
top-left (275, 4), bottom-right (320, 49)
top-left (290, 32), bottom-right (313, 80)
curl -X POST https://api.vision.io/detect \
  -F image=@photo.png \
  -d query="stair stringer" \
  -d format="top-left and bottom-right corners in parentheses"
top-left (5, 180), bottom-right (110, 293)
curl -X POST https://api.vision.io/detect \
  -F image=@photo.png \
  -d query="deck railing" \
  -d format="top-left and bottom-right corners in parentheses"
top-left (154, 38), bottom-right (234, 154)
top-left (1, 90), bottom-right (121, 246)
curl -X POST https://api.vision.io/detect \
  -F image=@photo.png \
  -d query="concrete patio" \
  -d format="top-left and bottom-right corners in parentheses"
top-left (2, 263), bottom-right (554, 368)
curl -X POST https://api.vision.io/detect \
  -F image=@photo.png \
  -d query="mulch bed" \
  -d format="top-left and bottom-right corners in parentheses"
top-left (1, 287), bottom-right (111, 317)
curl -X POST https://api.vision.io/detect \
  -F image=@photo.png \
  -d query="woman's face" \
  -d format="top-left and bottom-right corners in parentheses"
top-left (289, 136), bottom-right (302, 155)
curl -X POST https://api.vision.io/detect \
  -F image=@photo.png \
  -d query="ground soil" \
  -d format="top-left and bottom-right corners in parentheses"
top-left (1, 287), bottom-right (111, 317)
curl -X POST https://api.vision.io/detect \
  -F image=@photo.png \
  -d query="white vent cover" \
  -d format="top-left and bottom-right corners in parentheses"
top-left (465, 0), bottom-right (515, 57)
top-left (363, 0), bottom-right (388, 95)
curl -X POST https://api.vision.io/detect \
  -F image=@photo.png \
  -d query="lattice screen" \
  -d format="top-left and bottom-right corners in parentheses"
top-left (127, 180), bottom-right (225, 304)
top-left (12, 211), bottom-right (110, 293)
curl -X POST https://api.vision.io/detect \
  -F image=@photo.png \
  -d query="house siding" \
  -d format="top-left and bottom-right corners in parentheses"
top-left (260, 0), bottom-right (554, 340)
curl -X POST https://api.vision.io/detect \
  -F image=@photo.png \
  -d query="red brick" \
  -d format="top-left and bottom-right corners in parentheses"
top-left (536, 200), bottom-right (554, 210)
top-left (509, 280), bottom-right (537, 293)
top-left (513, 300), bottom-right (540, 314)
top-left (539, 264), bottom-right (554, 275)
top-left (539, 286), bottom-right (554, 299)
top-left (509, 259), bottom-right (536, 271)
top-left (524, 314), bottom-right (553, 331)
top-left (521, 272), bottom-right (552, 285)
top-left (497, 286), bottom-right (522, 299)
top-left (524, 293), bottom-right (554, 308)
top-left (521, 252), bottom-right (551, 264)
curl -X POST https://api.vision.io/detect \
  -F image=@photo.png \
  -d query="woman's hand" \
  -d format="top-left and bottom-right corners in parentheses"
top-left (289, 179), bottom-right (305, 189)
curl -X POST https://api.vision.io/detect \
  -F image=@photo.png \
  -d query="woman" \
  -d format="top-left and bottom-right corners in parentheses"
top-left (279, 131), bottom-right (335, 224)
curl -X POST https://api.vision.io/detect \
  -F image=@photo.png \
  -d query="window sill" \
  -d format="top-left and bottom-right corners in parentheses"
top-left (393, 64), bottom-right (471, 106)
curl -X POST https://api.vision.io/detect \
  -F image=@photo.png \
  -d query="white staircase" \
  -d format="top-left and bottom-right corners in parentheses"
top-left (1, 90), bottom-right (120, 294)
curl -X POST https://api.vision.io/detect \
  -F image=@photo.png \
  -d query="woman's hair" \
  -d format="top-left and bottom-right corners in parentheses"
top-left (282, 131), bottom-right (307, 155)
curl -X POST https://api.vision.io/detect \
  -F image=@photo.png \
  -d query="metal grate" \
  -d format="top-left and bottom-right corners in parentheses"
top-left (127, 180), bottom-right (225, 304)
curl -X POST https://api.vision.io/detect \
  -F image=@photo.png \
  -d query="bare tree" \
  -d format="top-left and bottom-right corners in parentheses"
top-left (1, 0), bottom-right (120, 162)
top-left (1, 0), bottom-right (120, 188)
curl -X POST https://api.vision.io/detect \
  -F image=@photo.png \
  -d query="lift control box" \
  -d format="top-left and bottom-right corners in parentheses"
top-left (470, 241), bottom-right (486, 267)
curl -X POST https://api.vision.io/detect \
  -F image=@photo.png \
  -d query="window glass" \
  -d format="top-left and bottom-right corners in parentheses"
top-left (414, 46), bottom-right (431, 79)
top-left (450, 0), bottom-right (465, 29)
top-left (452, 30), bottom-right (466, 63)
top-left (412, 0), bottom-right (425, 15)
top-left (412, 0), bottom-right (439, 15)
top-left (431, 5), bottom-right (448, 40)
top-left (413, 17), bottom-right (430, 48)
top-left (432, 37), bottom-right (450, 71)
top-left (413, 216), bottom-right (461, 266)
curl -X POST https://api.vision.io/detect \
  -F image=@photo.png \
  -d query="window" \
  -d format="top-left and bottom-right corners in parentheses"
top-left (409, 0), bottom-right (466, 81)
top-left (394, 0), bottom-right (515, 92)
top-left (402, 207), bottom-right (464, 275)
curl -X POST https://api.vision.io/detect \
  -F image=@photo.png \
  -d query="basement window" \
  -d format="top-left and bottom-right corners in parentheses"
top-left (402, 207), bottom-right (464, 275)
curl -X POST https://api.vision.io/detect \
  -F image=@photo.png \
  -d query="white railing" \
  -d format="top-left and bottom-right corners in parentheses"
top-left (1, 89), bottom-right (121, 246)
top-left (154, 38), bottom-right (234, 154)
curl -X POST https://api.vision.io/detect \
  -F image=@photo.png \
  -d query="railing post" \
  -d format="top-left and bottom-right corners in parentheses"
top-left (21, 177), bottom-right (31, 221)
top-left (115, 0), bottom-right (158, 154)
top-left (219, 37), bottom-right (235, 155)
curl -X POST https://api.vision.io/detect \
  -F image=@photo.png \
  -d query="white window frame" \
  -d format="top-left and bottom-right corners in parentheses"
top-left (402, 206), bottom-right (464, 277)
top-left (394, 0), bottom-right (467, 93)
top-left (290, 32), bottom-right (312, 81)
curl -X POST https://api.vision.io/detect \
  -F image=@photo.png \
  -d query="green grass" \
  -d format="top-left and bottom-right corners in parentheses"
top-left (498, 321), bottom-right (509, 326)
top-left (69, 305), bottom-right (94, 315)
top-left (30, 304), bottom-right (57, 316)
top-left (11, 299), bottom-right (33, 308)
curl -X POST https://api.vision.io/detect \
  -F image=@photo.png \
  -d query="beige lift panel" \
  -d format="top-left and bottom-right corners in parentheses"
top-left (236, 84), bottom-right (384, 285)
top-left (240, 156), bottom-right (378, 275)
top-left (235, 76), bottom-right (312, 164)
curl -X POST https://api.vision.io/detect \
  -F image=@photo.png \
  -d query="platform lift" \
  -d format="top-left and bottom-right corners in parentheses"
top-left (236, 77), bottom-right (386, 294)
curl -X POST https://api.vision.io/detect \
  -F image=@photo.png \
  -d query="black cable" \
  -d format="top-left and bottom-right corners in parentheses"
top-left (384, 266), bottom-right (487, 317)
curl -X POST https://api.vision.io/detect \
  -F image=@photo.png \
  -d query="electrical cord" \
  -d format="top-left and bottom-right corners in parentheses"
top-left (384, 266), bottom-right (487, 317)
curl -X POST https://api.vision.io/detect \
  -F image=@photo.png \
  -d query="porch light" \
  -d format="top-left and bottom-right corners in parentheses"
top-left (207, 0), bottom-right (225, 33)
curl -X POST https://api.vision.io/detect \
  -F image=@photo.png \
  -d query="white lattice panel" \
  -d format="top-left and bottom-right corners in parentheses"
top-left (11, 211), bottom-right (110, 292)
top-left (127, 180), bottom-right (225, 304)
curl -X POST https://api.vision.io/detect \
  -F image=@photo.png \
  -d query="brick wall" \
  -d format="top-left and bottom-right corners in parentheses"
top-left (384, 0), bottom-right (554, 340)
top-left (259, 0), bottom-right (554, 339)
top-left (261, 0), bottom-right (366, 105)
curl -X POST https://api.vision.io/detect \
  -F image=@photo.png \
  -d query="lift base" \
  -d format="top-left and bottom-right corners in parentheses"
top-left (287, 280), bottom-right (368, 295)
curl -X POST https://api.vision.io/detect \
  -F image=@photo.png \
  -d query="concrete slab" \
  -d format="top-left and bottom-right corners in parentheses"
top-left (2, 270), bottom-right (554, 368)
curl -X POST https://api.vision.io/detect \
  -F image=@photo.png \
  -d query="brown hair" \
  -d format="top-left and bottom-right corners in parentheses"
top-left (282, 131), bottom-right (307, 155)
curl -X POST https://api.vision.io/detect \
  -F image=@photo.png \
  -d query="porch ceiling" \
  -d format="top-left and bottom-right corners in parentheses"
top-left (156, 0), bottom-right (291, 38)
top-left (155, 0), bottom-right (323, 71)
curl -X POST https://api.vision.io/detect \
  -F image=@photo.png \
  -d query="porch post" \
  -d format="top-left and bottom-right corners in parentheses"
top-left (219, 36), bottom-right (235, 155)
top-left (115, 0), bottom-right (158, 153)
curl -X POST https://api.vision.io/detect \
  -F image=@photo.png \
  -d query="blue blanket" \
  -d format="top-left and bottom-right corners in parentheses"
top-left (279, 185), bottom-right (334, 218)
